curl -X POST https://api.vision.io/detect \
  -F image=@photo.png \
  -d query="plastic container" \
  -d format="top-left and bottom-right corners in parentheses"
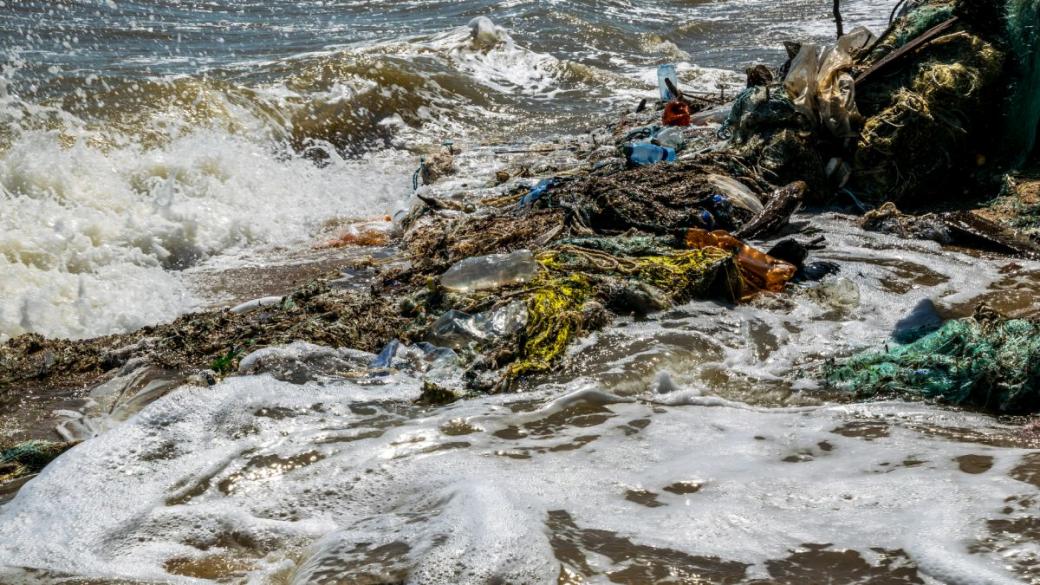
top-left (623, 142), bottom-right (677, 166)
top-left (440, 250), bottom-right (539, 292)
top-left (652, 127), bottom-right (684, 150)
top-left (657, 64), bottom-right (678, 102)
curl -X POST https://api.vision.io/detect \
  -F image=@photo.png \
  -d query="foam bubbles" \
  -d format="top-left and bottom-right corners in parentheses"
top-left (0, 376), bottom-right (1034, 584)
top-left (0, 124), bottom-right (412, 341)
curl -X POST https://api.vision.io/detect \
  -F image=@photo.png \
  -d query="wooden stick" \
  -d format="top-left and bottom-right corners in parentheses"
top-left (664, 77), bottom-right (684, 101)
top-left (854, 16), bottom-right (958, 86)
top-left (833, 0), bottom-right (844, 39)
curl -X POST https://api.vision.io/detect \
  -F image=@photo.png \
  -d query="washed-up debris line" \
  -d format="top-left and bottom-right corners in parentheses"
top-left (3, 0), bottom-right (1040, 479)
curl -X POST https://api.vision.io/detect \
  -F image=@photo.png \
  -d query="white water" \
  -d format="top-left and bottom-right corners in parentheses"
top-left (0, 378), bottom-right (1034, 584)
top-left (3, 214), bottom-right (1040, 584)
top-left (0, 124), bottom-right (412, 341)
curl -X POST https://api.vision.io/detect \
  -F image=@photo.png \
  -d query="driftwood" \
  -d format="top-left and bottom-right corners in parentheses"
top-left (854, 17), bottom-right (960, 86)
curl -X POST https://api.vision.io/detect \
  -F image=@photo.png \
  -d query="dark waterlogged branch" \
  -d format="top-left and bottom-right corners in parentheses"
top-left (833, 0), bottom-right (844, 39)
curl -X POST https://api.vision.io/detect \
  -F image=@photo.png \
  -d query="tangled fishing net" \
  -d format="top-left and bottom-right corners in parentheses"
top-left (825, 306), bottom-right (1040, 413)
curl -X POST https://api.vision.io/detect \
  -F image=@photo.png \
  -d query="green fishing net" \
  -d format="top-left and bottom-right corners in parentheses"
top-left (825, 312), bottom-right (1040, 413)
top-left (1, 440), bottom-right (76, 481)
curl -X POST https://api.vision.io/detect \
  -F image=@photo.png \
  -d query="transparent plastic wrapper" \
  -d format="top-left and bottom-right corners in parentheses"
top-left (652, 127), bottom-right (685, 150)
top-left (440, 250), bottom-right (540, 292)
top-left (806, 277), bottom-right (860, 310)
top-left (783, 27), bottom-right (875, 139)
top-left (818, 27), bottom-right (875, 138)
top-left (684, 229), bottom-right (796, 294)
top-left (784, 43), bottom-right (820, 123)
top-left (427, 301), bottom-right (529, 349)
top-left (691, 103), bottom-right (732, 126)
top-left (704, 174), bottom-right (765, 215)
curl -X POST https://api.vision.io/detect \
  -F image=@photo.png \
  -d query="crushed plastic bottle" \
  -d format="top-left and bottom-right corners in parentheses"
top-left (427, 301), bottom-right (529, 349)
top-left (657, 64), bottom-right (678, 101)
top-left (440, 250), bottom-right (539, 292)
top-left (622, 142), bottom-right (677, 167)
top-left (685, 229), bottom-right (797, 295)
top-left (652, 127), bottom-right (685, 150)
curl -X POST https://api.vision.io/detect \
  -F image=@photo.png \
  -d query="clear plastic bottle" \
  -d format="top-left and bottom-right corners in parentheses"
top-left (657, 64), bottom-right (678, 101)
top-left (652, 126), bottom-right (684, 150)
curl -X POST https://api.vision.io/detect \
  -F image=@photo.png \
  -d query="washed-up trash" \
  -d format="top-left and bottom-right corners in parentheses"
top-left (231, 296), bottom-right (284, 315)
top-left (765, 237), bottom-right (820, 267)
top-left (719, 84), bottom-right (826, 197)
top-left (662, 100), bottom-right (691, 127)
top-left (622, 124), bottom-right (660, 143)
top-left (237, 342), bottom-right (373, 383)
top-left (657, 64), bottom-right (679, 101)
top-left (892, 299), bottom-right (944, 344)
top-left (1, 440), bottom-right (78, 484)
top-left (826, 305), bottom-right (1040, 414)
top-left (784, 27), bottom-right (876, 139)
top-left (763, 236), bottom-right (835, 282)
top-left (847, 0), bottom-right (1030, 203)
top-left (705, 174), bottom-right (765, 216)
top-left (733, 180), bottom-right (807, 240)
top-left (861, 203), bottom-right (1040, 260)
top-left (318, 216), bottom-right (393, 249)
top-left (441, 250), bottom-right (540, 292)
top-left (622, 142), bottom-right (676, 167)
top-left (806, 277), bottom-right (860, 310)
top-left (652, 127), bottom-right (685, 150)
top-left (684, 229), bottom-right (796, 295)
top-left (518, 178), bottom-right (557, 209)
top-left (565, 158), bottom-right (768, 234)
top-left (505, 243), bottom-right (741, 382)
top-left (370, 339), bottom-right (402, 368)
top-left (369, 339), bottom-right (458, 373)
top-left (691, 103), bottom-right (732, 126)
top-left (427, 301), bottom-right (528, 349)
top-left (798, 261), bottom-right (841, 282)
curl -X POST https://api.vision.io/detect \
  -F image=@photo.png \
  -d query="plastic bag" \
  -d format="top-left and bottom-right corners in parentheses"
top-left (684, 229), bottom-right (796, 294)
top-left (783, 27), bottom-right (876, 139)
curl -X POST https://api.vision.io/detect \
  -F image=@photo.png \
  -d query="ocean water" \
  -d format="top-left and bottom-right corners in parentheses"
top-left (0, 0), bottom-right (890, 342)
top-left (8, 2), bottom-right (1040, 585)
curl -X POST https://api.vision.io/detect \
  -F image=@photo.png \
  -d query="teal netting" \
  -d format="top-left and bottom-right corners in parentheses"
top-left (825, 314), bottom-right (1040, 413)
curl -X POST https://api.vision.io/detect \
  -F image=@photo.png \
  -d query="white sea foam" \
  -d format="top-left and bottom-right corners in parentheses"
top-left (0, 373), bottom-right (1033, 584)
top-left (0, 124), bottom-right (412, 341)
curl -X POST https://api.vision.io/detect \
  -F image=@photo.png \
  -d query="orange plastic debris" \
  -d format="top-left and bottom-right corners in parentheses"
top-left (685, 229), bottom-right (796, 294)
top-left (662, 100), bottom-right (691, 127)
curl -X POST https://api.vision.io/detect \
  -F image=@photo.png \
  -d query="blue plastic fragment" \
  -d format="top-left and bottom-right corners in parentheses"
top-left (370, 339), bottom-right (401, 368)
top-left (518, 178), bottom-right (557, 209)
top-left (698, 209), bottom-right (715, 229)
